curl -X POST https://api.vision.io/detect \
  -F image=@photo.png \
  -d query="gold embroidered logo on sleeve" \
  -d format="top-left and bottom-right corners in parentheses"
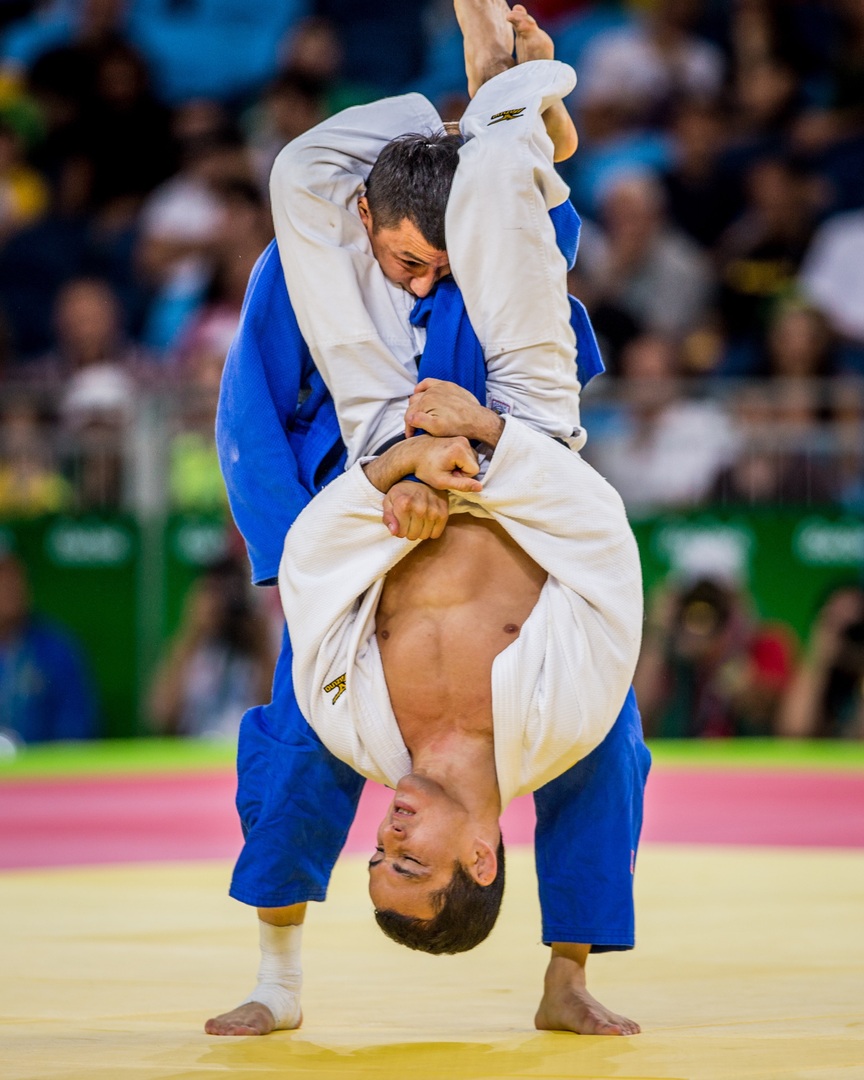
top-left (324, 674), bottom-right (347, 703)
top-left (488, 107), bottom-right (526, 125)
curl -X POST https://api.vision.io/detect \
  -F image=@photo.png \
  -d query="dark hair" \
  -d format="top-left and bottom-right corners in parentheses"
top-left (364, 132), bottom-right (463, 252)
top-left (374, 836), bottom-right (505, 955)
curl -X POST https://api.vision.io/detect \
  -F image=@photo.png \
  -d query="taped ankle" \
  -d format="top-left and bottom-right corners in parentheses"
top-left (241, 921), bottom-right (303, 1029)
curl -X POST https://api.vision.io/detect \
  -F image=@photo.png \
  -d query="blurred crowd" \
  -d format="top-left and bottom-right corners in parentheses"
top-left (0, 0), bottom-right (862, 744)
top-left (0, 0), bottom-right (861, 516)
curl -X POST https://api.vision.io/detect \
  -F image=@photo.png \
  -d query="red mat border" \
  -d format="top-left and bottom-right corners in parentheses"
top-left (2, 765), bottom-right (863, 871)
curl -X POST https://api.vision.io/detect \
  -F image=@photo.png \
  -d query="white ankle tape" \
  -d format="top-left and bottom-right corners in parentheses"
top-left (241, 921), bottom-right (303, 1029)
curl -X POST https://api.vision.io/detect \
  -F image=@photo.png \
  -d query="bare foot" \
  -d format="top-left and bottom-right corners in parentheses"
top-left (535, 983), bottom-right (640, 1035)
top-left (204, 1001), bottom-right (298, 1036)
top-left (535, 953), bottom-right (640, 1036)
top-left (454, 0), bottom-right (515, 97)
top-left (508, 3), bottom-right (554, 63)
top-left (508, 4), bottom-right (578, 161)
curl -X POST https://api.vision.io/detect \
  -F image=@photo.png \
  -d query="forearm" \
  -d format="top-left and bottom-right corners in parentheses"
top-left (362, 440), bottom-right (420, 493)
top-left (363, 432), bottom-right (485, 495)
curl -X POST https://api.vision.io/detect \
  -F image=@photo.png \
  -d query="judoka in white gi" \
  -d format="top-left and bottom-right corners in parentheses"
top-left (270, 7), bottom-right (585, 470)
top-left (281, 384), bottom-right (643, 906)
top-left (208, 1), bottom-right (648, 1041)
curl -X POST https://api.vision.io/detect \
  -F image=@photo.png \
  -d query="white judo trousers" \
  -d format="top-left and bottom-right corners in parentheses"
top-left (270, 60), bottom-right (586, 466)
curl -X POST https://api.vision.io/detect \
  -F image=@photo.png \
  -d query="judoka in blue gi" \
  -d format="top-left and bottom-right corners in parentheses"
top-left (209, 0), bottom-right (650, 1040)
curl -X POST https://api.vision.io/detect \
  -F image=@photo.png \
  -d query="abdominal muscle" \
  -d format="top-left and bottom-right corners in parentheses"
top-left (375, 515), bottom-right (547, 745)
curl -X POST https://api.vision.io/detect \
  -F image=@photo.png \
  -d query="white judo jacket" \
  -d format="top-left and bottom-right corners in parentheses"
top-left (278, 416), bottom-right (643, 808)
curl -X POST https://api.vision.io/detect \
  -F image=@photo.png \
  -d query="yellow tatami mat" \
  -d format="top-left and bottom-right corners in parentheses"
top-left (2, 845), bottom-right (862, 1080)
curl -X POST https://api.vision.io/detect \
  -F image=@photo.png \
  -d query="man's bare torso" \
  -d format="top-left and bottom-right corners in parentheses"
top-left (376, 515), bottom-right (547, 748)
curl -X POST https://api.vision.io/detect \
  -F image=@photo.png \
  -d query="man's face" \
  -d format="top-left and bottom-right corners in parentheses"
top-left (368, 774), bottom-right (479, 919)
top-left (357, 196), bottom-right (450, 299)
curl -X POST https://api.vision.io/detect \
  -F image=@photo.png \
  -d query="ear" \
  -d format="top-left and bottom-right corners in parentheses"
top-left (467, 836), bottom-right (498, 887)
top-left (357, 194), bottom-right (372, 229)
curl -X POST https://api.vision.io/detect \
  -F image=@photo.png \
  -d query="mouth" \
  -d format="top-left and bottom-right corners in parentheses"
top-left (393, 798), bottom-right (415, 816)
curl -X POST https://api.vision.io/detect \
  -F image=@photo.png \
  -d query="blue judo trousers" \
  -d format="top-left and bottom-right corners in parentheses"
top-left (216, 202), bottom-right (651, 948)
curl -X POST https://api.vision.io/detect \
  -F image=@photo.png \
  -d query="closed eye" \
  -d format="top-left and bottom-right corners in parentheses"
top-left (367, 846), bottom-right (426, 878)
top-left (391, 862), bottom-right (423, 879)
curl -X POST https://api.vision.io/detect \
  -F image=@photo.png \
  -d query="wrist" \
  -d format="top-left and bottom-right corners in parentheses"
top-left (473, 408), bottom-right (505, 448)
top-left (362, 439), bottom-right (421, 493)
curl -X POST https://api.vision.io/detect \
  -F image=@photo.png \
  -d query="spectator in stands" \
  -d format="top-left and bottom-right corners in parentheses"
top-left (715, 155), bottom-right (822, 375)
top-left (61, 372), bottom-right (132, 510)
top-left (147, 556), bottom-right (276, 739)
top-left (577, 171), bottom-right (714, 350)
top-left (17, 0), bottom-right (137, 214)
top-left (78, 39), bottom-right (175, 224)
top-left (725, 54), bottom-right (803, 169)
top-left (29, 276), bottom-right (146, 510)
top-left (706, 381), bottom-right (836, 506)
top-left (280, 15), bottom-right (372, 115)
top-left (585, 334), bottom-right (738, 512)
top-left (0, 400), bottom-right (70, 515)
top-left (635, 574), bottom-right (796, 738)
top-left (661, 100), bottom-right (742, 250)
top-left (162, 180), bottom-right (269, 510)
top-left (32, 275), bottom-right (148, 383)
top-left (0, 550), bottom-right (99, 743)
top-left (560, 78), bottom-right (673, 220)
top-left (0, 189), bottom-right (143, 362)
top-left (778, 583), bottom-right (864, 739)
top-left (247, 71), bottom-right (327, 190)
top-left (203, 180), bottom-right (272, 319)
top-left (135, 126), bottom-right (253, 351)
top-left (763, 301), bottom-right (837, 379)
top-left (576, 0), bottom-right (725, 128)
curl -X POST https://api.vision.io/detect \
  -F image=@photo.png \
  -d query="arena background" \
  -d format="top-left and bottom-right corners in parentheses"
top-left (1, 3), bottom-right (862, 1079)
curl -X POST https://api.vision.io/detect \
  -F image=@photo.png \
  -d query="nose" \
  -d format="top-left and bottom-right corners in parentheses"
top-left (409, 271), bottom-right (436, 298)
